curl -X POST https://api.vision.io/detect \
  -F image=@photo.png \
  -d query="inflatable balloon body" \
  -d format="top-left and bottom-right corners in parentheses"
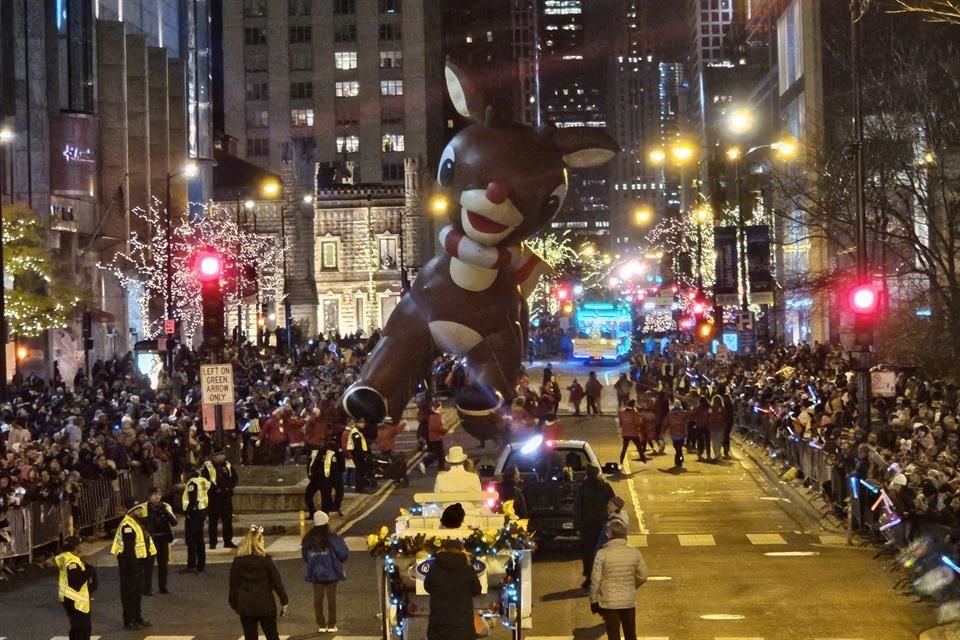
top-left (342, 61), bottom-right (618, 441)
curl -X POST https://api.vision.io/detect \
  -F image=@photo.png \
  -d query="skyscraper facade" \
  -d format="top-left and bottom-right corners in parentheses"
top-left (0, 0), bottom-right (210, 377)
top-left (220, 0), bottom-right (443, 191)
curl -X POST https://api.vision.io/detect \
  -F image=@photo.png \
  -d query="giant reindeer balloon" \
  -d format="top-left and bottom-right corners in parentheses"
top-left (342, 61), bottom-right (618, 441)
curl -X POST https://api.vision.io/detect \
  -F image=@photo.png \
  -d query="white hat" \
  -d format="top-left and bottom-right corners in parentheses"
top-left (313, 511), bottom-right (329, 526)
top-left (445, 446), bottom-right (468, 465)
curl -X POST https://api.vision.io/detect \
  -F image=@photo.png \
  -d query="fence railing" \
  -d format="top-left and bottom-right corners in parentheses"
top-left (1, 461), bottom-right (175, 563)
top-left (736, 404), bottom-right (893, 544)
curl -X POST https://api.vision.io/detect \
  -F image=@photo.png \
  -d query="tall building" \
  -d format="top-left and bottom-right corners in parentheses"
top-left (441, 0), bottom-right (517, 133)
top-left (219, 0), bottom-right (443, 192)
top-left (0, 0), bottom-right (211, 379)
top-left (538, 0), bottom-right (613, 244)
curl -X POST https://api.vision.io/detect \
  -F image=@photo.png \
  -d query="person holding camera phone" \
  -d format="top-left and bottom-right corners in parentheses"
top-left (229, 524), bottom-right (289, 640)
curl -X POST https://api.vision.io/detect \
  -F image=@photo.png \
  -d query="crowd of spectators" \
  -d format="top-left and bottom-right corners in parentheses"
top-left (634, 341), bottom-right (960, 539)
top-left (0, 330), bottom-right (383, 563)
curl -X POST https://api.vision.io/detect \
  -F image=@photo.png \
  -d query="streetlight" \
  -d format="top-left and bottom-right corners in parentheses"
top-left (727, 107), bottom-right (755, 136)
top-left (0, 127), bottom-right (13, 401)
top-left (649, 140), bottom-right (697, 215)
top-left (163, 159), bottom-right (198, 376)
top-left (726, 137), bottom-right (798, 311)
top-left (633, 205), bottom-right (653, 226)
top-left (428, 193), bottom-right (449, 215)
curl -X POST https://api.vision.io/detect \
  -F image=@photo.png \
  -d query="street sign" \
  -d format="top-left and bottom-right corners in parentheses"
top-left (164, 319), bottom-right (176, 334)
top-left (871, 370), bottom-right (897, 397)
top-left (200, 363), bottom-right (235, 405)
top-left (738, 330), bottom-right (757, 354)
top-left (202, 403), bottom-right (236, 432)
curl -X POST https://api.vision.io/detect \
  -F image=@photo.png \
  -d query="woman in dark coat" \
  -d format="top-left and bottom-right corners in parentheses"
top-left (423, 539), bottom-right (481, 640)
top-left (229, 525), bottom-right (289, 640)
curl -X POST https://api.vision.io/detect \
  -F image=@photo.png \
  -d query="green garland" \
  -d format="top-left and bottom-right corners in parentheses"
top-left (367, 518), bottom-right (536, 558)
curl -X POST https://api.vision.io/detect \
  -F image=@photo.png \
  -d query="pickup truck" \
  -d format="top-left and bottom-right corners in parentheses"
top-left (480, 436), bottom-right (611, 544)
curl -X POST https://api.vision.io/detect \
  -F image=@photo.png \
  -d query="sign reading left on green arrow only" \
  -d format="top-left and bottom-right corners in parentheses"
top-left (200, 363), bottom-right (235, 405)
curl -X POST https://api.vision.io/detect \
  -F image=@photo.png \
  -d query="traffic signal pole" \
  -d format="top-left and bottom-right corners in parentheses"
top-left (851, 3), bottom-right (872, 430)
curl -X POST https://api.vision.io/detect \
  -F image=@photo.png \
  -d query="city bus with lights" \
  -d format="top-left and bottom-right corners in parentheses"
top-left (571, 301), bottom-right (634, 362)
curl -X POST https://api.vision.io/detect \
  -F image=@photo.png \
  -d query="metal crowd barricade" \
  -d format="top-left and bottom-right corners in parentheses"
top-left (0, 508), bottom-right (32, 561)
top-left (0, 461), bottom-right (176, 563)
top-left (29, 501), bottom-right (69, 551)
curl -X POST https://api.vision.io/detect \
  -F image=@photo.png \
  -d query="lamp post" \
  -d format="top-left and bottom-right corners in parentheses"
top-left (165, 160), bottom-right (198, 376)
top-left (235, 197), bottom-right (254, 343)
top-left (724, 138), bottom-right (797, 312)
top-left (0, 127), bottom-right (14, 402)
top-left (851, 2), bottom-right (871, 429)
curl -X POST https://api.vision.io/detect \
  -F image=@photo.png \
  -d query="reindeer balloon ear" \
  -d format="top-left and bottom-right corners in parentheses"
top-left (445, 59), bottom-right (488, 123)
top-left (551, 127), bottom-right (620, 168)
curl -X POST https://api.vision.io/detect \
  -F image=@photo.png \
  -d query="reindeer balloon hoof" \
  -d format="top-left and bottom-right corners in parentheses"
top-left (342, 60), bottom-right (617, 442)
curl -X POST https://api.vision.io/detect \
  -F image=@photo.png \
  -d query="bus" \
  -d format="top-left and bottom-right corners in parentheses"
top-left (572, 302), bottom-right (634, 362)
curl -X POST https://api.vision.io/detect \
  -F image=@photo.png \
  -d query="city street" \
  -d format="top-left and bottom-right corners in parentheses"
top-left (0, 363), bottom-right (935, 639)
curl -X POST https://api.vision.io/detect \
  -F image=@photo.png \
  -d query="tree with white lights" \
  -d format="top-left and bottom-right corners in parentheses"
top-left (101, 202), bottom-right (285, 340)
top-left (3, 203), bottom-right (82, 337)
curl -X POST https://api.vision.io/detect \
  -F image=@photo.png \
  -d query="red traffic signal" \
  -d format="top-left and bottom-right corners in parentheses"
top-left (556, 287), bottom-right (569, 301)
top-left (692, 302), bottom-right (705, 316)
top-left (195, 250), bottom-right (223, 282)
top-left (849, 284), bottom-right (878, 314)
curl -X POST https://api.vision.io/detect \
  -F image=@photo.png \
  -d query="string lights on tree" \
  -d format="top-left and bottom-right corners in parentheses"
top-left (3, 204), bottom-right (82, 337)
top-left (100, 200), bottom-right (285, 340)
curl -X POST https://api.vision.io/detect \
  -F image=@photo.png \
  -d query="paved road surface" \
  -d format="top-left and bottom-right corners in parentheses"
top-left (0, 361), bottom-right (936, 639)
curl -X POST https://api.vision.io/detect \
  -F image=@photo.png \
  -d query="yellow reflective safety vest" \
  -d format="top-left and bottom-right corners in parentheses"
top-left (182, 476), bottom-right (211, 511)
top-left (348, 426), bottom-right (368, 452)
top-left (56, 551), bottom-right (90, 614)
top-left (111, 515), bottom-right (157, 559)
top-left (203, 459), bottom-right (233, 486)
top-left (309, 449), bottom-right (336, 478)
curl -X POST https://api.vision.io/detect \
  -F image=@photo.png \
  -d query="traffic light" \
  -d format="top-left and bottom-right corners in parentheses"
top-left (848, 282), bottom-right (879, 347)
top-left (195, 250), bottom-right (225, 351)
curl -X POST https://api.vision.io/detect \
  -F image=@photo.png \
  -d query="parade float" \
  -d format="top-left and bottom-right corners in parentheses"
top-left (368, 490), bottom-right (535, 639)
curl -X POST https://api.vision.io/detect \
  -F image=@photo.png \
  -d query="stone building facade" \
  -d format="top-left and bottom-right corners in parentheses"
top-left (226, 157), bottom-right (433, 339)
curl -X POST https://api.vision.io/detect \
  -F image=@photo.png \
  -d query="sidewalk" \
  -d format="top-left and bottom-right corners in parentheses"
top-left (734, 432), bottom-right (847, 533)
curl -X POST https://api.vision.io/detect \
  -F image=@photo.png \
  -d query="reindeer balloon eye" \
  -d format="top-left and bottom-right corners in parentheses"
top-left (541, 182), bottom-right (568, 220)
top-left (437, 145), bottom-right (456, 187)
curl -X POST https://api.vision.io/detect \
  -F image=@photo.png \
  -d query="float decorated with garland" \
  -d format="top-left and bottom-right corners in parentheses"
top-left (371, 501), bottom-right (536, 640)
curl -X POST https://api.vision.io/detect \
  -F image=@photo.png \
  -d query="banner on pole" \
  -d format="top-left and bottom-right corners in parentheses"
top-left (746, 225), bottom-right (774, 305)
top-left (714, 227), bottom-right (739, 306)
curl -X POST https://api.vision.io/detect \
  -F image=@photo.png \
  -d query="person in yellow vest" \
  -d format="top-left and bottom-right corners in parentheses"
top-left (201, 449), bottom-right (238, 549)
top-left (112, 499), bottom-right (156, 630)
top-left (181, 467), bottom-right (212, 574)
top-left (56, 535), bottom-right (97, 640)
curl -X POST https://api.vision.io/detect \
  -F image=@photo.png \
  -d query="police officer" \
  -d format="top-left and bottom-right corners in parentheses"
top-left (143, 487), bottom-right (177, 595)
top-left (112, 500), bottom-right (155, 630)
top-left (56, 535), bottom-right (97, 640)
top-left (202, 449), bottom-right (238, 549)
top-left (346, 422), bottom-right (374, 493)
top-left (305, 438), bottom-right (342, 517)
top-left (181, 468), bottom-right (211, 574)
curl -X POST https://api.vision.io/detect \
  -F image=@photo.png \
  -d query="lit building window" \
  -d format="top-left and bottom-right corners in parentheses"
top-left (336, 81), bottom-right (360, 98)
top-left (290, 108), bottom-right (314, 127)
top-left (380, 80), bottom-right (403, 96)
top-left (379, 50), bottom-right (403, 69)
top-left (336, 135), bottom-right (359, 153)
top-left (335, 51), bottom-right (358, 70)
top-left (381, 134), bottom-right (405, 152)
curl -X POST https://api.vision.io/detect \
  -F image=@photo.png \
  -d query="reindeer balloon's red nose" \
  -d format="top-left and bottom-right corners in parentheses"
top-left (485, 181), bottom-right (509, 205)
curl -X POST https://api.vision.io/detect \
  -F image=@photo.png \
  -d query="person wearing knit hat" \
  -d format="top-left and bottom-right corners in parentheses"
top-left (440, 503), bottom-right (466, 529)
top-left (301, 511), bottom-right (349, 634)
